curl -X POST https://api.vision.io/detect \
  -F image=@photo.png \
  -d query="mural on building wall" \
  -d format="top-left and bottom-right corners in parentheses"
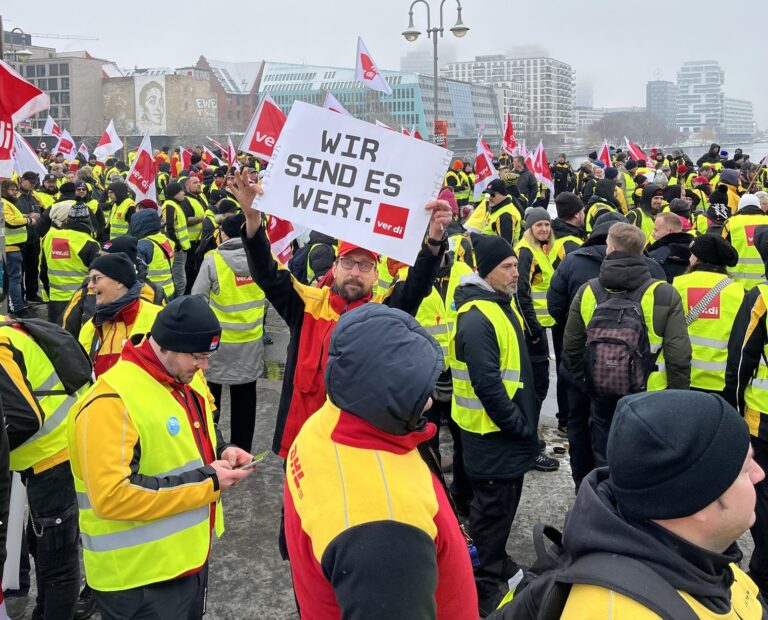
top-left (135, 75), bottom-right (166, 135)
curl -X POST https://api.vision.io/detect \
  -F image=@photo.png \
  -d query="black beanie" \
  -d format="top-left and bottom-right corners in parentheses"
top-left (554, 192), bottom-right (584, 219)
top-left (220, 213), bottom-right (245, 239)
top-left (151, 295), bottom-right (222, 353)
top-left (470, 233), bottom-right (516, 279)
top-left (102, 235), bottom-right (139, 264)
top-left (608, 391), bottom-right (750, 520)
top-left (689, 234), bottom-right (738, 267)
top-left (165, 182), bottom-right (183, 200)
top-left (90, 252), bottom-right (137, 289)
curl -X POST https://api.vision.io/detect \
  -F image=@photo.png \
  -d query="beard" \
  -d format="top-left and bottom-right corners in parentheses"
top-left (337, 278), bottom-right (368, 302)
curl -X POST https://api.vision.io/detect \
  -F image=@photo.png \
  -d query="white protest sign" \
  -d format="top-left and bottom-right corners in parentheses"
top-left (253, 101), bottom-right (453, 265)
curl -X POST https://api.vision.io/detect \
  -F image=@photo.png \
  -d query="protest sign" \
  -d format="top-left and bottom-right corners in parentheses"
top-left (253, 101), bottom-right (452, 265)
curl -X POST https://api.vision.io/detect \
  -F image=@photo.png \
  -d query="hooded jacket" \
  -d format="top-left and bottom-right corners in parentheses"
top-left (305, 230), bottom-right (337, 283)
top-left (283, 304), bottom-right (477, 619)
top-left (547, 225), bottom-right (667, 326)
top-left (559, 469), bottom-right (764, 617)
top-left (563, 251), bottom-right (691, 389)
top-left (129, 209), bottom-right (164, 266)
top-left (191, 237), bottom-right (264, 385)
top-left (647, 231), bottom-right (693, 283)
top-left (452, 273), bottom-right (540, 478)
top-left (242, 224), bottom-right (441, 456)
top-left (516, 167), bottom-right (538, 206)
top-left (627, 183), bottom-right (663, 231)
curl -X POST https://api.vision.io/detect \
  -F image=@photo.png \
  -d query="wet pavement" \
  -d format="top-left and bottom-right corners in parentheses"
top-left (8, 302), bottom-right (757, 618)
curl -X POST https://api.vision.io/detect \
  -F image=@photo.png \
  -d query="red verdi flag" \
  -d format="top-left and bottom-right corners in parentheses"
top-left (624, 136), bottom-right (647, 162)
top-left (0, 59), bottom-right (50, 178)
top-left (55, 129), bottom-right (76, 159)
top-left (126, 134), bottom-right (156, 202)
top-left (533, 140), bottom-right (554, 193)
top-left (354, 36), bottom-right (393, 96)
top-left (239, 93), bottom-right (286, 161)
top-left (473, 136), bottom-right (499, 200)
top-left (597, 140), bottom-right (612, 168)
top-left (43, 114), bottom-right (62, 138)
top-left (502, 112), bottom-right (517, 155)
top-left (93, 120), bottom-right (123, 160)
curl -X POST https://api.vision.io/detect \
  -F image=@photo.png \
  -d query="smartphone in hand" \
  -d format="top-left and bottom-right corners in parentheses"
top-left (237, 450), bottom-right (270, 470)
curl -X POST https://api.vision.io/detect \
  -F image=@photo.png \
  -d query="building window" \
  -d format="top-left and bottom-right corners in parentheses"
top-left (61, 78), bottom-right (69, 89)
top-left (36, 64), bottom-right (46, 77)
top-left (59, 63), bottom-right (68, 75)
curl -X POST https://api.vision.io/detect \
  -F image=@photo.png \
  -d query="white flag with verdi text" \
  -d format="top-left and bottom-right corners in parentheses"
top-left (354, 37), bottom-right (393, 96)
top-left (253, 101), bottom-right (452, 265)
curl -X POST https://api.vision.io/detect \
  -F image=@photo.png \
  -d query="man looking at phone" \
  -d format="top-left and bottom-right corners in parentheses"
top-left (68, 296), bottom-right (254, 620)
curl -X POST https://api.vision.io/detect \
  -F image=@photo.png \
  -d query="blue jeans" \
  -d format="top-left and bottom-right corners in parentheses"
top-left (6, 250), bottom-right (24, 313)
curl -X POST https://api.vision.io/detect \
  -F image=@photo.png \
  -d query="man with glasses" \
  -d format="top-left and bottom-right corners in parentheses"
top-left (69, 295), bottom-right (254, 620)
top-left (228, 169), bottom-right (452, 463)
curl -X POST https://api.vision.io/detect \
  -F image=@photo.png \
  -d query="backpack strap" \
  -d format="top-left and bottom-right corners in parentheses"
top-left (685, 278), bottom-right (733, 326)
top-left (556, 552), bottom-right (698, 620)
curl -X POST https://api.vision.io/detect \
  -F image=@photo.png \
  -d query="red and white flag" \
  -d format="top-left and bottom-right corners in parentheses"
top-left (624, 136), bottom-right (646, 162)
top-left (375, 120), bottom-right (395, 131)
top-left (267, 215), bottom-right (303, 264)
top-left (412, 127), bottom-right (424, 140)
top-left (597, 140), bottom-right (612, 168)
top-left (354, 36), bottom-right (392, 96)
top-left (77, 142), bottom-right (89, 159)
top-left (12, 131), bottom-right (47, 177)
top-left (239, 93), bottom-right (286, 161)
top-left (502, 112), bottom-right (517, 156)
top-left (42, 114), bottom-right (62, 138)
top-left (227, 137), bottom-right (238, 170)
top-left (126, 134), bottom-right (156, 202)
top-left (473, 136), bottom-right (499, 200)
top-left (524, 141), bottom-right (536, 173)
top-left (55, 129), bottom-right (76, 159)
top-left (401, 127), bottom-right (411, 137)
top-left (519, 139), bottom-right (528, 159)
top-left (202, 146), bottom-right (216, 165)
top-left (179, 147), bottom-right (193, 171)
top-left (93, 120), bottom-right (123, 160)
top-left (322, 92), bottom-right (352, 116)
top-left (0, 59), bottom-right (49, 178)
top-left (533, 140), bottom-right (554, 193)
top-left (207, 136), bottom-right (226, 153)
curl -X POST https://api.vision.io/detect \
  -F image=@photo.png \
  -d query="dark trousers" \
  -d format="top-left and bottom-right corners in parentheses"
top-left (21, 237), bottom-right (40, 300)
top-left (566, 380), bottom-right (594, 491)
top-left (208, 381), bottom-right (258, 453)
top-left (589, 396), bottom-right (620, 468)
top-left (184, 241), bottom-right (201, 295)
top-left (551, 323), bottom-right (569, 429)
top-left (468, 476), bottom-right (524, 600)
top-left (26, 462), bottom-right (81, 620)
top-left (94, 564), bottom-right (208, 620)
top-left (750, 437), bottom-right (768, 596)
top-left (47, 300), bottom-right (69, 326)
top-left (526, 332), bottom-right (550, 415)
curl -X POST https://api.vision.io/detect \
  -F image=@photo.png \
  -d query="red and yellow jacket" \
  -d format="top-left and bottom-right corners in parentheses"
top-left (284, 400), bottom-right (477, 619)
top-left (242, 226), bottom-right (441, 457)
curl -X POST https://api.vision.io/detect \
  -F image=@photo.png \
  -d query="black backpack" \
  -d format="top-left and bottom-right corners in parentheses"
top-left (488, 524), bottom-right (697, 620)
top-left (583, 279), bottom-right (656, 399)
top-left (1, 318), bottom-right (92, 395)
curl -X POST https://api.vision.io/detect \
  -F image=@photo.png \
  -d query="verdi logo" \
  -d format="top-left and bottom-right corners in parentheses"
top-left (51, 237), bottom-right (71, 259)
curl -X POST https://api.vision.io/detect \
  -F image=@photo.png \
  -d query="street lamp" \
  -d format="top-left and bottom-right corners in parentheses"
top-left (9, 27), bottom-right (32, 62)
top-left (403, 0), bottom-right (469, 144)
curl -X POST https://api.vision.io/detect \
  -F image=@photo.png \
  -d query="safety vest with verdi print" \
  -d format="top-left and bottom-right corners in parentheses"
top-left (743, 284), bottom-right (768, 435)
top-left (1, 322), bottom-right (87, 472)
top-left (450, 299), bottom-right (524, 434)
top-left (726, 214), bottom-right (768, 290)
top-left (42, 228), bottom-right (93, 302)
top-left (579, 280), bottom-right (667, 391)
top-left (515, 238), bottom-right (555, 327)
top-left (210, 252), bottom-right (266, 343)
top-left (108, 198), bottom-right (135, 239)
top-left (163, 199), bottom-right (191, 251)
top-left (185, 193), bottom-right (208, 242)
top-left (397, 260), bottom-right (473, 367)
top-left (69, 361), bottom-right (224, 592)
top-left (672, 271), bottom-right (744, 392)
top-left (483, 199), bottom-right (522, 242)
top-left (144, 233), bottom-right (175, 298)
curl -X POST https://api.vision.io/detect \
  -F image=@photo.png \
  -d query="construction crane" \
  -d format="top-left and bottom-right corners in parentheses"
top-left (27, 32), bottom-right (99, 41)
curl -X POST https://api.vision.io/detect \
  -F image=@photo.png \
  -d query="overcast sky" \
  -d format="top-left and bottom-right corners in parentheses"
top-left (4, 1), bottom-right (767, 128)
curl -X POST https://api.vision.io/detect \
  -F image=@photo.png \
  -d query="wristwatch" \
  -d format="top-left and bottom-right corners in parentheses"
top-left (426, 236), bottom-right (446, 247)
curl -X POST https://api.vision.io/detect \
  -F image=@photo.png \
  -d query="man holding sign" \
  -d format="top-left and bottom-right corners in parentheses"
top-left (229, 168), bottom-right (452, 463)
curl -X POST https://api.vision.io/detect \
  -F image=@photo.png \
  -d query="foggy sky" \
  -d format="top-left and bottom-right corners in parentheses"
top-left (4, 1), bottom-right (767, 128)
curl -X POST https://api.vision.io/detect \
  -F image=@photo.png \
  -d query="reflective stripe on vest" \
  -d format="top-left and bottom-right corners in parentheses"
top-left (375, 259), bottom-right (393, 297)
top-left (515, 238), bottom-right (555, 327)
top-left (145, 233), bottom-right (175, 298)
top-left (450, 299), bottom-right (523, 434)
top-left (210, 252), bottom-right (266, 343)
top-left (42, 228), bottom-right (92, 301)
top-left (185, 194), bottom-right (208, 242)
top-left (163, 200), bottom-right (191, 251)
top-left (2, 325), bottom-right (85, 471)
top-left (109, 198), bottom-right (134, 239)
top-left (3, 198), bottom-right (28, 246)
top-left (70, 361), bottom-right (223, 591)
top-left (483, 201), bottom-right (521, 242)
top-left (728, 214), bottom-right (768, 290)
top-left (580, 280), bottom-right (667, 391)
top-left (549, 234), bottom-right (583, 267)
top-left (673, 271), bottom-right (744, 391)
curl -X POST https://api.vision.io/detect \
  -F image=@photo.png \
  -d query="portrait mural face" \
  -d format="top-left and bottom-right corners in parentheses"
top-left (135, 75), bottom-right (166, 135)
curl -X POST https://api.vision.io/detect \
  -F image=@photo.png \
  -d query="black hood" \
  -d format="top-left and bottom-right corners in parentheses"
top-left (564, 469), bottom-right (741, 613)
top-left (324, 304), bottom-right (443, 436)
top-left (307, 230), bottom-right (337, 246)
top-left (598, 251), bottom-right (652, 291)
top-left (594, 179), bottom-right (618, 204)
top-left (552, 218), bottom-right (584, 240)
top-left (128, 208), bottom-right (162, 239)
top-left (647, 232), bottom-right (693, 259)
top-left (107, 181), bottom-right (129, 204)
top-left (641, 183), bottom-right (663, 210)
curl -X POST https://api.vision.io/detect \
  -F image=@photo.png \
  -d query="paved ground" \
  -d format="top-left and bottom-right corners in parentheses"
top-left (9, 303), bottom-right (757, 618)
